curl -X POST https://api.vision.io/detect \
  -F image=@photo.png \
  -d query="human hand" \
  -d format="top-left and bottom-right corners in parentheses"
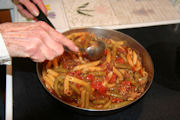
top-left (0, 22), bottom-right (79, 62)
top-left (14, 0), bottom-right (47, 19)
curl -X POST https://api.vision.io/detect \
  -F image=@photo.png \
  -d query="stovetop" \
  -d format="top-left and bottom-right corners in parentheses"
top-left (13, 24), bottom-right (180, 120)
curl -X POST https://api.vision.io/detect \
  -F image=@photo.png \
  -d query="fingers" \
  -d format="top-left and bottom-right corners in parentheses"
top-left (31, 51), bottom-right (45, 62)
top-left (16, 0), bottom-right (47, 19)
top-left (37, 22), bottom-right (79, 52)
top-left (54, 33), bottom-right (79, 52)
top-left (25, 32), bottom-right (63, 61)
top-left (38, 29), bottom-right (65, 56)
top-left (16, 4), bottom-right (34, 19)
top-left (18, 0), bottom-right (39, 16)
top-left (33, 0), bottom-right (47, 16)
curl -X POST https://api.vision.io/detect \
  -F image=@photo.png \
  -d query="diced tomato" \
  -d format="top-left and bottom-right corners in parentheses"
top-left (75, 70), bottom-right (84, 79)
top-left (139, 69), bottom-right (144, 77)
top-left (67, 72), bottom-right (74, 76)
top-left (106, 63), bottom-right (113, 71)
top-left (98, 86), bottom-right (107, 95)
top-left (86, 74), bottom-right (94, 82)
top-left (63, 63), bottom-right (66, 68)
top-left (105, 73), bottom-right (109, 81)
top-left (75, 70), bottom-right (81, 76)
top-left (91, 81), bottom-right (102, 90)
top-left (91, 81), bottom-right (107, 95)
top-left (124, 72), bottom-right (130, 79)
top-left (76, 84), bottom-right (81, 88)
top-left (104, 49), bottom-right (108, 55)
top-left (116, 58), bottom-right (125, 64)
top-left (109, 73), bottom-right (117, 83)
top-left (122, 81), bottom-right (131, 86)
top-left (131, 67), bottom-right (136, 72)
top-left (117, 47), bottom-right (125, 53)
top-left (111, 98), bottom-right (123, 103)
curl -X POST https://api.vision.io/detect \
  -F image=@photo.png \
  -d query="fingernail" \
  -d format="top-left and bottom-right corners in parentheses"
top-left (33, 10), bottom-right (39, 16)
top-left (74, 46), bottom-right (79, 52)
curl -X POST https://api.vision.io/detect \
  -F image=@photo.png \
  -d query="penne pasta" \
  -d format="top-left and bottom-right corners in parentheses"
top-left (46, 73), bottom-right (55, 82)
top-left (64, 77), bottom-right (70, 95)
top-left (52, 57), bottom-right (59, 68)
top-left (47, 69), bottom-right (59, 77)
top-left (132, 51), bottom-right (137, 65)
top-left (127, 53), bottom-right (134, 67)
top-left (43, 75), bottom-right (53, 89)
top-left (112, 44), bottom-right (117, 61)
top-left (70, 84), bottom-right (80, 95)
top-left (103, 100), bottom-right (111, 109)
top-left (80, 89), bottom-right (86, 108)
top-left (67, 75), bottom-right (88, 87)
top-left (82, 67), bottom-right (103, 73)
top-left (134, 60), bottom-right (142, 71)
top-left (127, 48), bottom-right (132, 55)
top-left (116, 41), bottom-right (124, 45)
top-left (106, 48), bottom-right (111, 63)
top-left (73, 60), bottom-right (101, 71)
top-left (113, 67), bottom-right (124, 81)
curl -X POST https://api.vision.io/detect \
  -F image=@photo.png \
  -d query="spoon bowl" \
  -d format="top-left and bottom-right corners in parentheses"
top-left (85, 40), bottom-right (106, 60)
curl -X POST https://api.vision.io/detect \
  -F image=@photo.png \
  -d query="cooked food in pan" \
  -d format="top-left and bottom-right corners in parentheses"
top-left (42, 32), bottom-right (148, 110)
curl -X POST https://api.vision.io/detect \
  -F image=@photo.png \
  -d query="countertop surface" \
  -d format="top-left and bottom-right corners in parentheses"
top-left (14, 0), bottom-right (180, 30)
top-left (13, 24), bottom-right (180, 120)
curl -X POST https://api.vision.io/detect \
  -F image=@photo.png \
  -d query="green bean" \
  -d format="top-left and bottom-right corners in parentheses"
top-left (53, 73), bottom-right (66, 97)
top-left (103, 100), bottom-right (112, 109)
top-left (134, 72), bottom-right (141, 80)
top-left (85, 84), bottom-right (91, 108)
top-left (56, 74), bottom-right (66, 84)
top-left (129, 78), bottom-right (137, 86)
top-left (112, 45), bottom-right (117, 61)
top-left (91, 72), bottom-right (106, 76)
top-left (115, 63), bottom-right (131, 69)
top-left (54, 78), bottom-right (61, 97)
top-left (106, 44), bottom-right (112, 48)
top-left (54, 66), bottom-right (67, 73)
top-left (93, 99), bottom-right (107, 104)
top-left (109, 101), bottom-right (132, 109)
top-left (54, 78), bottom-right (64, 97)
top-left (75, 41), bottom-right (83, 48)
top-left (70, 84), bottom-right (80, 95)
top-left (106, 92), bottom-right (123, 99)
top-left (120, 53), bottom-right (127, 63)
top-left (84, 35), bottom-right (90, 48)
top-left (89, 103), bottom-right (97, 109)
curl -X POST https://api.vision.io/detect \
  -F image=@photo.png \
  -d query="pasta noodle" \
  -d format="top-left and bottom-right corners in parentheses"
top-left (73, 60), bottom-right (100, 71)
top-left (113, 67), bottom-right (124, 81)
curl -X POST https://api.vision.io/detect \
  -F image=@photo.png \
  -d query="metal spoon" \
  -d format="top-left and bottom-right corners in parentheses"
top-left (82, 40), bottom-right (106, 60)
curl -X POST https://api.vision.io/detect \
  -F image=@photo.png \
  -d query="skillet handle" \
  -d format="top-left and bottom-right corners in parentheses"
top-left (20, 0), bottom-right (55, 29)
